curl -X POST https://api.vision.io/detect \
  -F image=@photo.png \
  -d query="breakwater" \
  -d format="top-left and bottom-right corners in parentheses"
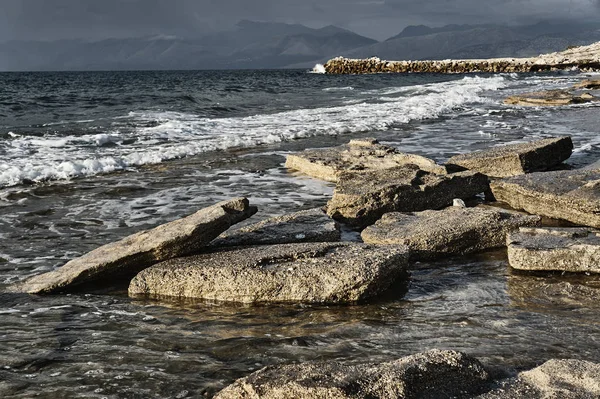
top-left (323, 41), bottom-right (600, 74)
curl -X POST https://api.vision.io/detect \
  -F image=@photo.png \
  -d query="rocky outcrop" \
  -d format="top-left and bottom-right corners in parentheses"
top-left (285, 138), bottom-right (446, 182)
top-left (574, 79), bottom-right (600, 89)
top-left (17, 198), bottom-right (257, 294)
top-left (209, 208), bottom-right (340, 247)
top-left (362, 206), bottom-right (540, 260)
top-left (327, 165), bottom-right (489, 229)
top-left (446, 137), bottom-right (573, 178)
top-left (480, 359), bottom-right (600, 398)
top-left (324, 41), bottom-right (600, 74)
top-left (215, 349), bottom-right (489, 399)
top-left (128, 242), bottom-right (409, 304)
top-left (490, 169), bottom-right (600, 228)
top-left (507, 227), bottom-right (600, 274)
top-left (504, 90), bottom-right (599, 106)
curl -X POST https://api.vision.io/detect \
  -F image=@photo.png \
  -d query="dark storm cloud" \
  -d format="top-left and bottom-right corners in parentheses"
top-left (1, 0), bottom-right (599, 42)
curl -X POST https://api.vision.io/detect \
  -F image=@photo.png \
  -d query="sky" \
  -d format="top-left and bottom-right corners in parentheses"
top-left (1, 0), bottom-right (600, 42)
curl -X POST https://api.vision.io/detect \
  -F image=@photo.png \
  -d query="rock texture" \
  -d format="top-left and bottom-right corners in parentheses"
top-left (324, 41), bottom-right (600, 74)
top-left (507, 227), bottom-right (600, 273)
top-left (215, 349), bottom-right (489, 399)
top-left (18, 198), bottom-right (257, 294)
top-left (285, 138), bottom-right (446, 182)
top-left (327, 165), bottom-right (489, 229)
top-left (504, 90), bottom-right (598, 106)
top-left (209, 208), bottom-right (340, 248)
top-left (129, 242), bottom-right (409, 304)
top-left (480, 359), bottom-right (600, 399)
top-left (490, 169), bottom-right (600, 228)
top-left (446, 137), bottom-right (573, 178)
top-left (574, 79), bottom-right (600, 89)
top-left (362, 206), bottom-right (540, 260)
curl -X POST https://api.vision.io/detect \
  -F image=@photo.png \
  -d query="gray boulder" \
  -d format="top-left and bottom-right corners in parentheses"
top-left (327, 165), bottom-right (489, 229)
top-left (285, 138), bottom-right (447, 182)
top-left (479, 359), bottom-right (600, 398)
top-left (215, 349), bottom-right (490, 399)
top-left (490, 169), bottom-right (600, 228)
top-left (209, 208), bottom-right (340, 248)
top-left (504, 90), bottom-right (599, 106)
top-left (446, 137), bottom-right (573, 178)
top-left (362, 206), bottom-right (540, 260)
top-left (17, 198), bottom-right (257, 294)
top-left (507, 227), bottom-right (600, 274)
top-left (128, 242), bottom-right (409, 304)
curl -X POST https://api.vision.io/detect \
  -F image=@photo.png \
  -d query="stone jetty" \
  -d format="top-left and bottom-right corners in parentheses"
top-left (323, 41), bottom-right (600, 74)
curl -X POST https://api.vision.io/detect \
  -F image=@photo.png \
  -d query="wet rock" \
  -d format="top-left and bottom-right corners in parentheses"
top-left (209, 208), bottom-right (340, 247)
top-left (17, 198), bottom-right (257, 294)
top-left (573, 79), bottom-right (600, 89)
top-left (215, 349), bottom-right (490, 399)
top-left (327, 165), bottom-right (489, 229)
top-left (504, 90), bottom-right (599, 106)
top-left (285, 138), bottom-right (446, 182)
top-left (490, 169), bottom-right (600, 228)
top-left (128, 242), bottom-right (409, 304)
top-left (446, 137), bottom-right (573, 178)
top-left (479, 359), bottom-right (600, 398)
top-left (362, 206), bottom-right (540, 260)
top-left (507, 227), bottom-right (600, 273)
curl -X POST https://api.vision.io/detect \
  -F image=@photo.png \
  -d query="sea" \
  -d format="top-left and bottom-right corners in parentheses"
top-left (1, 68), bottom-right (600, 398)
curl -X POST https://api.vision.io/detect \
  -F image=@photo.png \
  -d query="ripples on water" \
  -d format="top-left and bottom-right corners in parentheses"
top-left (1, 70), bottom-right (600, 397)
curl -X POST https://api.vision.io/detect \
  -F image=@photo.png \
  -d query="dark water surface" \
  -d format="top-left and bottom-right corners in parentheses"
top-left (1, 69), bottom-right (600, 397)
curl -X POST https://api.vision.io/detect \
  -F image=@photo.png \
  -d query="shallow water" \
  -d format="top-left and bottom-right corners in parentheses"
top-left (1, 69), bottom-right (600, 397)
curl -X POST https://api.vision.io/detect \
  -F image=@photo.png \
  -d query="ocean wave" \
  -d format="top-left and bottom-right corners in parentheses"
top-left (0, 75), bottom-right (506, 188)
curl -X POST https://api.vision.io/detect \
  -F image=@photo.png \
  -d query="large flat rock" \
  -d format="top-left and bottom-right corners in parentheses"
top-left (216, 349), bottom-right (489, 399)
top-left (479, 359), bottom-right (600, 398)
top-left (209, 208), bottom-right (340, 248)
top-left (362, 206), bottom-right (540, 260)
top-left (490, 169), bottom-right (600, 228)
top-left (446, 137), bottom-right (573, 178)
top-left (128, 242), bottom-right (409, 304)
top-left (507, 227), bottom-right (600, 274)
top-left (17, 198), bottom-right (257, 294)
top-left (285, 138), bottom-right (446, 182)
top-left (504, 90), bottom-right (598, 106)
top-left (327, 165), bottom-right (489, 229)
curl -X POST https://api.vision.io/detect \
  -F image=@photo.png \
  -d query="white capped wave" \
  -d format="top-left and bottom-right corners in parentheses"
top-left (310, 64), bottom-right (326, 74)
top-left (0, 75), bottom-right (506, 188)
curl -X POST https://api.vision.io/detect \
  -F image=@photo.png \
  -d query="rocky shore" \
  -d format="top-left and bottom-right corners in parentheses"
top-left (323, 41), bottom-right (600, 74)
top-left (14, 81), bottom-right (600, 395)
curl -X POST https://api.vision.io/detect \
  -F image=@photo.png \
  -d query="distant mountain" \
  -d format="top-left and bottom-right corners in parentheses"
top-left (0, 21), bottom-right (377, 71)
top-left (329, 20), bottom-right (600, 62)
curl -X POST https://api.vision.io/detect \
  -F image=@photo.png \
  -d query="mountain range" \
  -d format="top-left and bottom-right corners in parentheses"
top-left (1, 20), bottom-right (599, 71)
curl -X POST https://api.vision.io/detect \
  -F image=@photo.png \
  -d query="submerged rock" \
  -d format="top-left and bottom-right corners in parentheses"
top-left (490, 169), bottom-right (600, 228)
top-left (480, 359), bottom-right (600, 398)
top-left (446, 137), bottom-right (573, 178)
top-left (504, 90), bottom-right (599, 106)
top-left (128, 242), bottom-right (409, 304)
top-left (17, 198), bottom-right (257, 294)
top-left (215, 349), bottom-right (489, 399)
top-left (507, 227), bottom-right (600, 274)
top-left (573, 79), bottom-right (600, 89)
top-left (327, 165), bottom-right (489, 229)
top-left (209, 208), bottom-right (340, 247)
top-left (285, 138), bottom-right (446, 182)
top-left (362, 206), bottom-right (540, 260)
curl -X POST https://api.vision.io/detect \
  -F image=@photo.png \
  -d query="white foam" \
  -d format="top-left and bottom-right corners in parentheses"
top-left (0, 75), bottom-right (506, 188)
top-left (310, 64), bottom-right (326, 74)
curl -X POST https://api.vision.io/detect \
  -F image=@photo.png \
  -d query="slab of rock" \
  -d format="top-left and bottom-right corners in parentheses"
top-left (326, 165), bottom-right (489, 229)
top-left (17, 198), bottom-right (257, 294)
top-left (285, 138), bottom-right (446, 182)
top-left (446, 137), bottom-right (573, 178)
top-left (362, 206), bottom-right (540, 260)
top-left (507, 227), bottom-right (600, 274)
top-left (479, 359), bottom-right (600, 398)
top-left (129, 242), bottom-right (409, 304)
top-left (504, 90), bottom-right (599, 106)
top-left (490, 169), bottom-right (600, 228)
top-left (216, 349), bottom-right (489, 399)
top-left (209, 208), bottom-right (340, 248)
top-left (574, 79), bottom-right (600, 89)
